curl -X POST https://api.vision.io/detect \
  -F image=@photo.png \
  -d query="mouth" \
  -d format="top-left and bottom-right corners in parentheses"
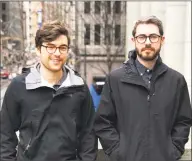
top-left (143, 48), bottom-right (154, 51)
top-left (51, 59), bottom-right (61, 63)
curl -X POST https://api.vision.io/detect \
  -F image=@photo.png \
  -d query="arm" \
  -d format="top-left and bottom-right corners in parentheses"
top-left (0, 80), bottom-right (20, 161)
top-left (77, 85), bottom-right (98, 161)
top-left (171, 77), bottom-right (192, 160)
top-left (94, 76), bottom-right (120, 156)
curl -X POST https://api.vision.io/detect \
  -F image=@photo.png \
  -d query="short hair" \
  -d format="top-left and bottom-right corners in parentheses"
top-left (35, 20), bottom-right (70, 49)
top-left (132, 16), bottom-right (164, 37)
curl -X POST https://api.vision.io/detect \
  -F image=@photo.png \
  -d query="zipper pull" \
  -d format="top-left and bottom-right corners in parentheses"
top-left (147, 95), bottom-right (150, 101)
top-left (53, 90), bottom-right (56, 97)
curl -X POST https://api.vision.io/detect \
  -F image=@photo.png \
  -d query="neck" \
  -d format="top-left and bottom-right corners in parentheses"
top-left (137, 56), bottom-right (157, 69)
top-left (40, 64), bottom-right (64, 85)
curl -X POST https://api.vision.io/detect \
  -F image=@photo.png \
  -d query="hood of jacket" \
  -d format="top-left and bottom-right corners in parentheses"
top-left (25, 63), bottom-right (84, 90)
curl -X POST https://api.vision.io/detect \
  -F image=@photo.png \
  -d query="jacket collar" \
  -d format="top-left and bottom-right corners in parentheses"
top-left (25, 63), bottom-right (84, 90)
top-left (121, 50), bottom-right (168, 88)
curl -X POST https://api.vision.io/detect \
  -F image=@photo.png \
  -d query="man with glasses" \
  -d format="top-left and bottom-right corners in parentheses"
top-left (94, 16), bottom-right (191, 161)
top-left (1, 21), bottom-right (97, 161)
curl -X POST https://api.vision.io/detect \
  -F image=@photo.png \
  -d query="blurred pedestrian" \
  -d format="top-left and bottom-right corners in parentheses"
top-left (1, 20), bottom-right (97, 161)
top-left (94, 16), bottom-right (192, 161)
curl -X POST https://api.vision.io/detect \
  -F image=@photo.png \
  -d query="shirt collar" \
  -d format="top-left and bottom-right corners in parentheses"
top-left (26, 63), bottom-right (84, 90)
top-left (135, 58), bottom-right (149, 75)
top-left (40, 69), bottom-right (68, 89)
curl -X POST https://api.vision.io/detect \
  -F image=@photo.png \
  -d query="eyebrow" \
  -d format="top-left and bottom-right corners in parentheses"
top-left (136, 33), bottom-right (160, 36)
top-left (46, 43), bottom-right (68, 47)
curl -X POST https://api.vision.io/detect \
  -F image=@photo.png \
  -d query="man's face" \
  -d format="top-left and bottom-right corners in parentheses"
top-left (132, 23), bottom-right (165, 61)
top-left (37, 35), bottom-right (69, 72)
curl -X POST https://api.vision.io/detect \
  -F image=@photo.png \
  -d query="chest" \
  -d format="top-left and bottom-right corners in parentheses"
top-left (19, 87), bottom-right (85, 126)
top-left (113, 76), bottom-right (178, 120)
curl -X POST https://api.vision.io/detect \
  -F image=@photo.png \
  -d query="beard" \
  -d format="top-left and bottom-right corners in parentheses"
top-left (136, 44), bottom-right (161, 61)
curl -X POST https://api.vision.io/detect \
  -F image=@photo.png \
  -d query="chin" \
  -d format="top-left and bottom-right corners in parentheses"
top-left (142, 57), bottom-right (156, 61)
top-left (49, 66), bottom-right (63, 72)
top-left (141, 54), bottom-right (157, 61)
top-left (51, 69), bottom-right (63, 72)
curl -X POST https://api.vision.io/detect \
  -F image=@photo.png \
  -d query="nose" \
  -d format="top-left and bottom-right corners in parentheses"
top-left (145, 37), bottom-right (151, 44)
top-left (54, 48), bottom-right (60, 56)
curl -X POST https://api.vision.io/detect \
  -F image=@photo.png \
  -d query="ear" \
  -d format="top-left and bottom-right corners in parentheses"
top-left (161, 36), bottom-right (165, 45)
top-left (36, 47), bottom-right (41, 56)
top-left (131, 37), bottom-right (135, 42)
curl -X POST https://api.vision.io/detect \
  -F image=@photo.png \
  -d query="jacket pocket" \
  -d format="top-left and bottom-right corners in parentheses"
top-left (172, 144), bottom-right (182, 160)
top-left (169, 137), bottom-right (180, 161)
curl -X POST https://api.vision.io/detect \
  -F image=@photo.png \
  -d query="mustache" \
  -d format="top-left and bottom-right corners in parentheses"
top-left (141, 45), bottom-right (155, 52)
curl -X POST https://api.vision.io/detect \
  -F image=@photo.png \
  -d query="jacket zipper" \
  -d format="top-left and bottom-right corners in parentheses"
top-left (23, 121), bottom-right (33, 159)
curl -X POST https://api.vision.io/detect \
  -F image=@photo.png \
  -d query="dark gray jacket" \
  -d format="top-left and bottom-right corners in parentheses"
top-left (1, 64), bottom-right (97, 161)
top-left (94, 50), bottom-right (192, 161)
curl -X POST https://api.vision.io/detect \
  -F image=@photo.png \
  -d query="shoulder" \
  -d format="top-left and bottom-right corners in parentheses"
top-left (108, 64), bottom-right (125, 79)
top-left (7, 74), bottom-right (26, 91)
top-left (166, 66), bottom-right (187, 86)
top-left (166, 66), bottom-right (185, 80)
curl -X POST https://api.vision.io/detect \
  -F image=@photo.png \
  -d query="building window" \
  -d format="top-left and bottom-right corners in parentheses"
top-left (2, 3), bottom-right (6, 10)
top-left (105, 1), bottom-right (111, 14)
top-left (115, 25), bottom-right (121, 45)
top-left (2, 14), bottom-right (6, 22)
top-left (114, 1), bottom-right (121, 14)
top-left (105, 24), bottom-right (111, 45)
top-left (95, 24), bottom-right (101, 45)
top-left (84, 2), bottom-right (90, 14)
top-left (95, 1), bottom-right (101, 14)
top-left (84, 24), bottom-right (90, 45)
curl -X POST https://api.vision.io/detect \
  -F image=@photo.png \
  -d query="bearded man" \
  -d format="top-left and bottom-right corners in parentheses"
top-left (94, 16), bottom-right (192, 161)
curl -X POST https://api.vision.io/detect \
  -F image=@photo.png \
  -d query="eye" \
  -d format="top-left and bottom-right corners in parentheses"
top-left (150, 34), bottom-right (159, 39)
top-left (59, 46), bottom-right (68, 51)
top-left (47, 46), bottom-right (56, 50)
top-left (138, 35), bottom-right (145, 38)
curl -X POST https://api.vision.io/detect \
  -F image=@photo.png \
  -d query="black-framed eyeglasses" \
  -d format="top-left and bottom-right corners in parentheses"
top-left (135, 34), bottom-right (161, 44)
top-left (41, 44), bottom-right (69, 54)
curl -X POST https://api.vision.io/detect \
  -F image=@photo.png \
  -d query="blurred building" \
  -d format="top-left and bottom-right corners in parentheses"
top-left (23, 2), bottom-right (43, 53)
top-left (75, 1), bottom-right (126, 85)
top-left (0, 2), bottom-right (9, 31)
top-left (0, 2), bottom-right (26, 51)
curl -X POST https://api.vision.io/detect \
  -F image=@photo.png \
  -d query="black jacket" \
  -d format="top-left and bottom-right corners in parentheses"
top-left (1, 64), bottom-right (97, 161)
top-left (94, 50), bottom-right (192, 161)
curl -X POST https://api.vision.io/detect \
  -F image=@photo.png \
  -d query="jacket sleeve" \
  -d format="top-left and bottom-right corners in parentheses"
top-left (0, 80), bottom-right (21, 161)
top-left (94, 76), bottom-right (120, 156)
top-left (77, 85), bottom-right (98, 161)
top-left (171, 76), bottom-right (192, 160)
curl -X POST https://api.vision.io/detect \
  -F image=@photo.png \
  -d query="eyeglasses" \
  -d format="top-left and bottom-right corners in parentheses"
top-left (41, 44), bottom-right (69, 54)
top-left (135, 34), bottom-right (161, 44)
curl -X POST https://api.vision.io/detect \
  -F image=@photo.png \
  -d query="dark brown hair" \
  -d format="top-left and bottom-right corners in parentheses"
top-left (35, 20), bottom-right (70, 49)
top-left (132, 15), bottom-right (164, 37)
